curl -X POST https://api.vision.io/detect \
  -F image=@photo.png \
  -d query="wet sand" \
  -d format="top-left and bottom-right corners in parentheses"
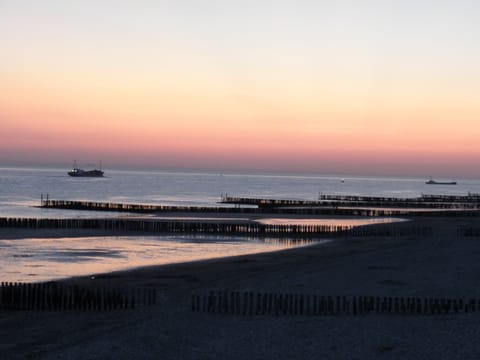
top-left (1, 216), bottom-right (480, 359)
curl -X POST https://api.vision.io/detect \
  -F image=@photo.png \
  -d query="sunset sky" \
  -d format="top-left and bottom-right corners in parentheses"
top-left (1, 1), bottom-right (480, 176)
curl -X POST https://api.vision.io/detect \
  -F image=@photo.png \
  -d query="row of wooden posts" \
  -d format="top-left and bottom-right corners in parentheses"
top-left (460, 227), bottom-right (480, 237)
top-left (221, 196), bottom-right (480, 210)
top-left (40, 198), bottom-right (242, 214)
top-left (0, 282), bottom-right (156, 311)
top-left (222, 193), bottom-right (480, 205)
top-left (192, 291), bottom-right (480, 316)
top-left (39, 199), bottom-right (480, 217)
top-left (0, 217), bottom-right (432, 237)
top-left (320, 193), bottom-right (480, 203)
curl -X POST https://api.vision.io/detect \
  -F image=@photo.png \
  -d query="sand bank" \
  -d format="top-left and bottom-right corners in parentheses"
top-left (1, 217), bottom-right (480, 359)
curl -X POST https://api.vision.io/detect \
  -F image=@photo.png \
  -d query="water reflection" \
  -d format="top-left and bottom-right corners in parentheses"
top-left (0, 235), bottom-right (326, 283)
top-left (255, 217), bottom-right (407, 226)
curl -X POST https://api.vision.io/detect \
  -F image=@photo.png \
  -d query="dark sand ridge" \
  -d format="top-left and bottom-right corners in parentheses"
top-left (1, 216), bottom-right (480, 359)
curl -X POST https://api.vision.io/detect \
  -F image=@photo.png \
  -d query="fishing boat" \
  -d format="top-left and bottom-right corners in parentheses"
top-left (425, 177), bottom-right (456, 185)
top-left (68, 161), bottom-right (104, 177)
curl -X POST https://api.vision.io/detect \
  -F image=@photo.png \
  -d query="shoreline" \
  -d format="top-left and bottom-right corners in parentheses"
top-left (57, 218), bottom-right (423, 292)
top-left (0, 214), bottom-right (407, 284)
top-left (0, 225), bottom-right (330, 284)
top-left (1, 216), bottom-right (480, 359)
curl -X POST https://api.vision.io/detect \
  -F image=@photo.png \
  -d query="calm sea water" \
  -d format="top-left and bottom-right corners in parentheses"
top-left (1, 167), bottom-right (479, 282)
top-left (1, 167), bottom-right (479, 218)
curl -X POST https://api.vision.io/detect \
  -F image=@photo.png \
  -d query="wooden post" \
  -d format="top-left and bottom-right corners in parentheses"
top-left (249, 292), bottom-right (254, 315)
top-left (229, 292), bottom-right (234, 314)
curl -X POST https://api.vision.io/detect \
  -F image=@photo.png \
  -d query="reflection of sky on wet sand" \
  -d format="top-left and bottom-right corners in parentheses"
top-left (255, 218), bottom-right (407, 226)
top-left (0, 236), bottom-right (327, 283)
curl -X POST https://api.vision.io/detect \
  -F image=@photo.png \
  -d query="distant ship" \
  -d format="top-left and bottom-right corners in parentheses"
top-left (425, 177), bottom-right (456, 185)
top-left (68, 161), bottom-right (104, 177)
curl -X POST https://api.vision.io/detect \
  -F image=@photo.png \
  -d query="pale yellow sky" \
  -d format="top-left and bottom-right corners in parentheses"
top-left (1, 1), bottom-right (480, 176)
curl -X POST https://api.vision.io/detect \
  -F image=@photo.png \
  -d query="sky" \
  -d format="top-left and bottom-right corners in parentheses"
top-left (1, 0), bottom-right (480, 176)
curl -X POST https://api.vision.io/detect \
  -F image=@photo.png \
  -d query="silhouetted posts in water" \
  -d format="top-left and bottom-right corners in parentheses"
top-left (222, 195), bottom-right (480, 210)
top-left (40, 194), bottom-right (50, 207)
top-left (38, 198), bottom-right (480, 216)
top-left (0, 216), bottom-right (433, 238)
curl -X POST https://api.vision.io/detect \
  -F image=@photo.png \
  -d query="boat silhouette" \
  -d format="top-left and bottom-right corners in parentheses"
top-left (68, 161), bottom-right (104, 177)
top-left (425, 177), bottom-right (456, 185)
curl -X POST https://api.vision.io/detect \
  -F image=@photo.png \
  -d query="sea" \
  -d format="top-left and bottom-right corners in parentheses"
top-left (1, 167), bottom-right (479, 282)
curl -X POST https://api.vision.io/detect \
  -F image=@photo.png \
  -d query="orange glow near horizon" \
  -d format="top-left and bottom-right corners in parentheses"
top-left (2, 1), bottom-right (480, 177)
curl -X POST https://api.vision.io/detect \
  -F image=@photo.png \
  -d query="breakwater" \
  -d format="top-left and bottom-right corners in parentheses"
top-left (40, 198), bottom-right (251, 213)
top-left (192, 291), bottom-right (479, 316)
top-left (0, 217), bottom-right (432, 237)
top-left (39, 199), bottom-right (480, 217)
top-left (0, 282), bottom-right (156, 311)
top-left (222, 195), bottom-right (480, 209)
top-left (321, 194), bottom-right (480, 203)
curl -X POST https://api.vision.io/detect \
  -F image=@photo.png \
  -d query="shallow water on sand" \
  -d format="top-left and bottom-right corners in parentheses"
top-left (0, 216), bottom-right (407, 282)
top-left (0, 235), bottom-right (327, 282)
top-left (255, 217), bottom-right (407, 226)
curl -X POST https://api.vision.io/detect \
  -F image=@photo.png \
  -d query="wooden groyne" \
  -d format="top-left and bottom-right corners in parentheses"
top-left (459, 227), bottom-right (480, 237)
top-left (220, 196), bottom-right (321, 207)
top-left (39, 199), bottom-right (480, 217)
top-left (0, 282), bottom-right (156, 311)
top-left (40, 198), bottom-right (253, 214)
top-left (221, 195), bottom-right (480, 210)
top-left (320, 193), bottom-right (480, 203)
top-left (0, 217), bottom-right (432, 237)
top-left (192, 291), bottom-right (479, 316)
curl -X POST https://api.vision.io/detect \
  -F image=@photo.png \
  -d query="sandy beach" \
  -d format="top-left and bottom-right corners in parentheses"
top-left (1, 216), bottom-right (480, 359)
